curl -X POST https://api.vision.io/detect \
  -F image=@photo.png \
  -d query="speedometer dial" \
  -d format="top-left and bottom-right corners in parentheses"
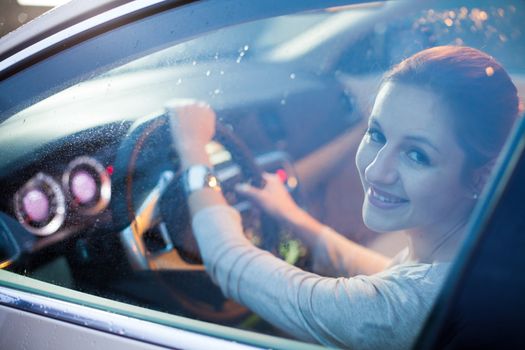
top-left (14, 173), bottom-right (66, 236)
top-left (63, 156), bottom-right (111, 215)
top-left (71, 170), bottom-right (98, 204)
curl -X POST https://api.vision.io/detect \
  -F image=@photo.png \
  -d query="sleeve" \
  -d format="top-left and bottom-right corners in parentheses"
top-left (192, 205), bottom-right (435, 349)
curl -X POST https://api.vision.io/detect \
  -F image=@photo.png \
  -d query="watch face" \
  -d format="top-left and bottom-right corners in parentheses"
top-left (205, 173), bottom-right (220, 190)
top-left (186, 165), bottom-right (221, 193)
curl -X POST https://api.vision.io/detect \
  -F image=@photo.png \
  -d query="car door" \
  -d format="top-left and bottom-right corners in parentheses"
top-left (1, 0), bottom-right (524, 349)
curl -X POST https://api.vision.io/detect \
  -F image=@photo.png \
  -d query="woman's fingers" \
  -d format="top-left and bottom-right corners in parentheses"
top-left (235, 183), bottom-right (263, 202)
top-left (235, 172), bottom-right (299, 221)
top-left (166, 100), bottom-right (216, 150)
top-left (166, 100), bottom-right (216, 168)
top-left (235, 172), bottom-right (276, 200)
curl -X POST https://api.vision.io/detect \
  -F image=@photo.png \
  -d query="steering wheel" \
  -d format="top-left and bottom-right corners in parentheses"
top-left (111, 108), bottom-right (292, 322)
top-left (113, 110), bottom-right (269, 266)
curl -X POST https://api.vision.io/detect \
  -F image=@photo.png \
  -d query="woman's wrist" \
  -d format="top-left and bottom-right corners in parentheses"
top-left (284, 206), bottom-right (325, 248)
top-left (284, 205), bottom-right (308, 225)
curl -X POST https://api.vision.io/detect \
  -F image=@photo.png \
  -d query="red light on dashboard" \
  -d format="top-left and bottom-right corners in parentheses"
top-left (106, 165), bottom-right (114, 176)
top-left (276, 169), bottom-right (288, 183)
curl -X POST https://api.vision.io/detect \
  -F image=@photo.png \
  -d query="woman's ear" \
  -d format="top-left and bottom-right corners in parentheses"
top-left (471, 159), bottom-right (497, 197)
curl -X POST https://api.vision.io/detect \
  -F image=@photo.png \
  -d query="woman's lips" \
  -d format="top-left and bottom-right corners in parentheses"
top-left (366, 186), bottom-right (409, 209)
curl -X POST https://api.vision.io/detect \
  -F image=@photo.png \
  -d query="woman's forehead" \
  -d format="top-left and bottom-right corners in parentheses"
top-left (372, 83), bottom-right (449, 130)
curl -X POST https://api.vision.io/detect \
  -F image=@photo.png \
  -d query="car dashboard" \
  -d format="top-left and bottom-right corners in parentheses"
top-left (0, 59), bottom-right (358, 331)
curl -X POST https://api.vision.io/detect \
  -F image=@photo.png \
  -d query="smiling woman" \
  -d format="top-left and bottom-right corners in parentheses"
top-left (1, 1), bottom-right (525, 349)
top-left (359, 46), bottom-right (519, 262)
top-left (170, 46), bottom-right (520, 349)
top-left (357, 83), bottom-right (474, 243)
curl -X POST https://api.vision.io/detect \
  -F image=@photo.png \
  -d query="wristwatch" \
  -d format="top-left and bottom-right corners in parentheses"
top-left (182, 164), bottom-right (221, 195)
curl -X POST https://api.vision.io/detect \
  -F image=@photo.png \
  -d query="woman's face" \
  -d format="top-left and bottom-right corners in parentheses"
top-left (355, 82), bottom-right (476, 234)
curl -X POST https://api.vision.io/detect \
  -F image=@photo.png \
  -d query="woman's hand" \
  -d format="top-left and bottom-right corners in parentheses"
top-left (166, 100), bottom-right (215, 169)
top-left (236, 173), bottom-right (302, 223)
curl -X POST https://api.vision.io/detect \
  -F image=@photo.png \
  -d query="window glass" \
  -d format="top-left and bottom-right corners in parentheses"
top-left (0, 0), bottom-right (523, 347)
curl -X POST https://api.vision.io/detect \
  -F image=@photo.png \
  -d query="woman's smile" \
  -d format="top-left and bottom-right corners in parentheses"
top-left (367, 186), bottom-right (409, 209)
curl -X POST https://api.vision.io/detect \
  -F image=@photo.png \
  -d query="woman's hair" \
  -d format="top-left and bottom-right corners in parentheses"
top-left (383, 46), bottom-right (520, 177)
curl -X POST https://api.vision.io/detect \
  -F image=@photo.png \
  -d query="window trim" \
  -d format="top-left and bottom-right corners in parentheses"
top-left (0, 270), bottom-right (324, 349)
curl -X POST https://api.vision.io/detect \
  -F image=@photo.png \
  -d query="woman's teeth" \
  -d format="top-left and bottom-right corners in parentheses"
top-left (371, 188), bottom-right (406, 203)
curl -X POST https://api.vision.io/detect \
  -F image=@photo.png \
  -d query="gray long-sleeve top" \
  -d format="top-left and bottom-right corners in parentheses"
top-left (192, 205), bottom-right (450, 349)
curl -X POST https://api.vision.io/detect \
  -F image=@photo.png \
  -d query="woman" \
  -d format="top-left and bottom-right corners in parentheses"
top-left (168, 46), bottom-right (519, 349)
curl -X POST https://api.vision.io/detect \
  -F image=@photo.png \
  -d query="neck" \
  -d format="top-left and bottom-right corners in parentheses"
top-left (406, 219), bottom-right (468, 264)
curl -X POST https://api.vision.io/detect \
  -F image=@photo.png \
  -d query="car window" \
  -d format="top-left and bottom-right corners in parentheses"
top-left (336, 1), bottom-right (525, 75)
top-left (0, 0), bottom-right (523, 348)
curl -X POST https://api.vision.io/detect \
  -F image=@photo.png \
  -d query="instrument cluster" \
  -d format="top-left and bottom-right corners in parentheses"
top-left (13, 156), bottom-right (111, 236)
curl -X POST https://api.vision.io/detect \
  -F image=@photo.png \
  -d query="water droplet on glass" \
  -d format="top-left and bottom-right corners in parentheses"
top-left (18, 13), bottom-right (28, 24)
top-left (214, 89), bottom-right (221, 95)
top-left (290, 73), bottom-right (296, 80)
top-left (176, 78), bottom-right (182, 85)
top-left (280, 99), bottom-right (287, 105)
top-left (220, 70), bottom-right (225, 75)
top-left (206, 70), bottom-right (211, 76)
top-left (192, 61), bottom-right (197, 66)
top-left (244, 45), bottom-right (249, 51)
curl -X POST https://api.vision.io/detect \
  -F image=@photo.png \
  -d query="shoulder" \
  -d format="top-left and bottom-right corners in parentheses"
top-left (324, 264), bottom-right (449, 349)
top-left (374, 262), bottom-right (451, 291)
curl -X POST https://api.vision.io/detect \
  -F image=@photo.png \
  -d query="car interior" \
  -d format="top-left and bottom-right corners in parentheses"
top-left (0, 0), bottom-right (524, 343)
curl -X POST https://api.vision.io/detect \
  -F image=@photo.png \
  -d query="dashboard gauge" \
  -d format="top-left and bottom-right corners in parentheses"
top-left (63, 156), bottom-right (111, 215)
top-left (14, 173), bottom-right (66, 236)
top-left (71, 170), bottom-right (97, 204)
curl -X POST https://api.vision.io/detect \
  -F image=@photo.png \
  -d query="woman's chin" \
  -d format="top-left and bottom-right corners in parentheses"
top-left (362, 203), bottom-right (405, 233)
top-left (363, 219), bottom-right (396, 233)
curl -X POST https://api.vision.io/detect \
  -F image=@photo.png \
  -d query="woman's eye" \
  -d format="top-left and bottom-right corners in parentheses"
top-left (366, 128), bottom-right (385, 144)
top-left (407, 149), bottom-right (430, 166)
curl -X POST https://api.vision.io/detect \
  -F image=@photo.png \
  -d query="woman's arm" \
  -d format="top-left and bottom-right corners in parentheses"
top-left (191, 204), bottom-right (436, 350)
top-left (167, 102), bottom-right (437, 349)
top-left (236, 174), bottom-right (390, 277)
top-left (168, 101), bottom-right (389, 276)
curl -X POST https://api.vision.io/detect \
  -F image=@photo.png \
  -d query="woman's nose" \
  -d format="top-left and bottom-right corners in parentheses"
top-left (364, 147), bottom-right (399, 185)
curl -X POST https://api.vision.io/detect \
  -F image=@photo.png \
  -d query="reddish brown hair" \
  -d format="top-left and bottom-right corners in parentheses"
top-left (384, 46), bottom-right (520, 174)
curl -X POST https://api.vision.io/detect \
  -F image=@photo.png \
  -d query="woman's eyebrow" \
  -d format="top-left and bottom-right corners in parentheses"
top-left (404, 135), bottom-right (441, 154)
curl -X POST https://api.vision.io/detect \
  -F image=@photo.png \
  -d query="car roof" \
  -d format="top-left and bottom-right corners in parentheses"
top-left (0, 0), bottom-right (131, 62)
